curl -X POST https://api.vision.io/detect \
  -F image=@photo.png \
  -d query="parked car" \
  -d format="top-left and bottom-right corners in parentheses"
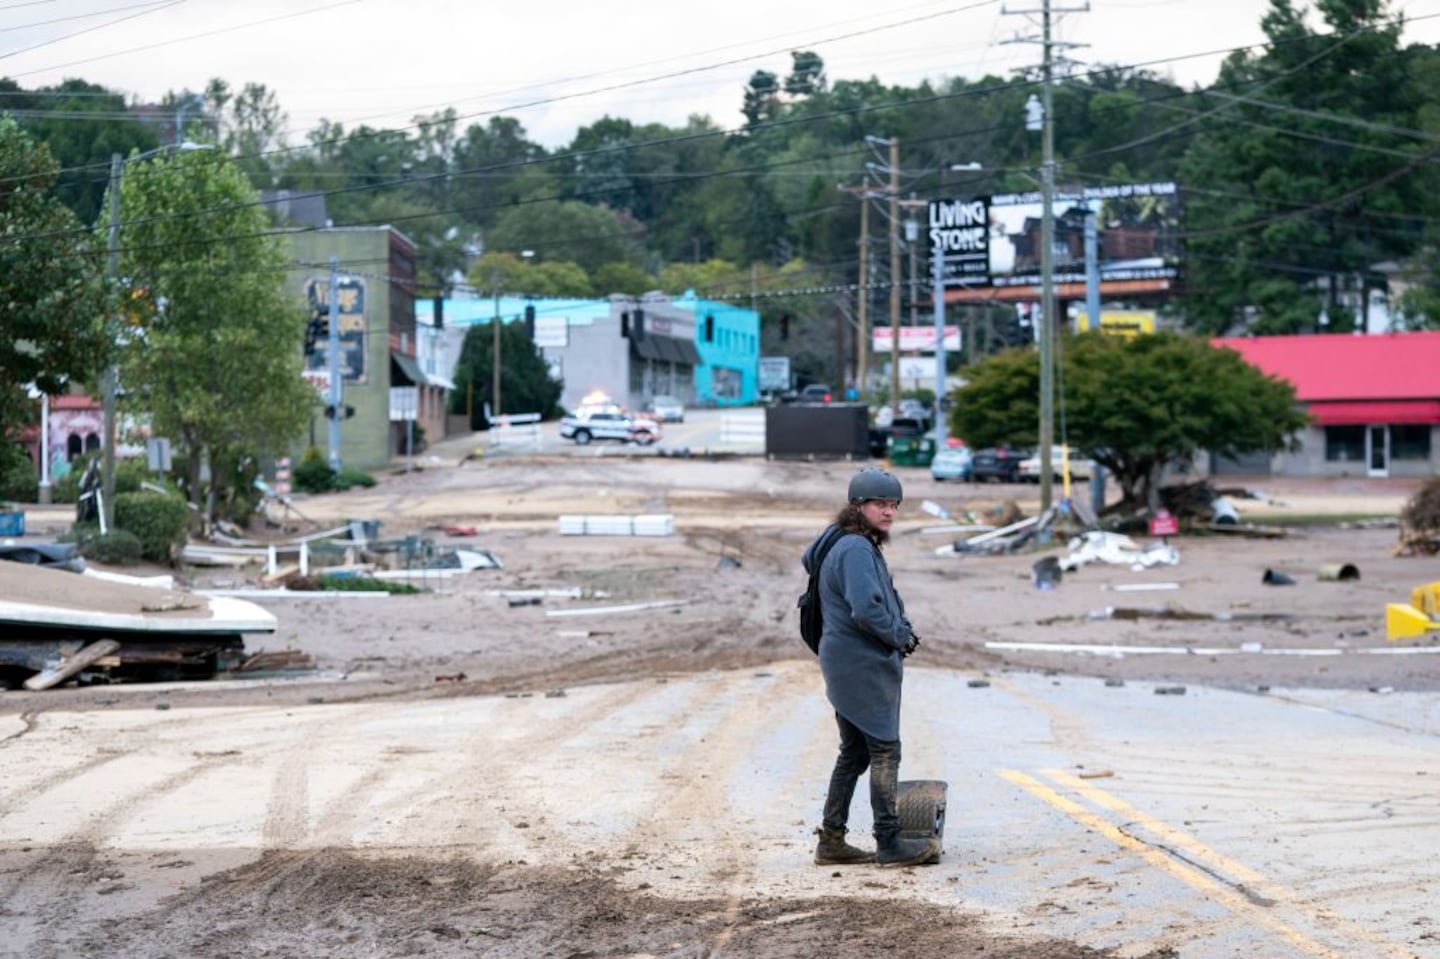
top-left (969, 446), bottom-right (1029, 483)
top-left (798, 384), bottom-right (834, 403)
top-left (930, 446), bottom-right (973, 482)
top-left (897, 399), bottom-right (933, 429)
top-left (559, 410), bottom-right (661, 446)
top-left (645, 394), bottom-right (685, 423)
top-left (1017, 445), bottom-right (1091, 483)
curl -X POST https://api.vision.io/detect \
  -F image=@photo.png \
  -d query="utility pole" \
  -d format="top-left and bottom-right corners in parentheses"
top-left (1008, 0), bottom-right (1087, 512)
top-left (887, 137), bottom-right (902, 416)
top-left (327, 255), bottom-right (342, 471)
top-left (491, 276), bottom-right (502, 419)
top-left (101, 153), bottom-right (122, 534)
top-left (1038, 1), bottom-right (1057, 512)
top-left (856, 194), bottom-right (870, 402)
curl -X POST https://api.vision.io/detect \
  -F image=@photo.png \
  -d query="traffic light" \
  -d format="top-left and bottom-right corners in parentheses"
top-left (704, 314), bottom-right (714, 342)
top-left (779, 313), bottom-right (790, 340)
top-left (620, 311), bottom-right (630, 338)
top-left (324, 404), bottom-right (356, 420)
top-left (633, 307), bottom-right (645, 340)
top-left (303, 315), bottom-right (326, 355)
top-left (524, 303), bottom-right (536, 340)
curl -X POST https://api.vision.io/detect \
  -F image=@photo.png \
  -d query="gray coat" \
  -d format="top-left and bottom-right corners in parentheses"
top-left (802, 526), bottom-right (914, 741)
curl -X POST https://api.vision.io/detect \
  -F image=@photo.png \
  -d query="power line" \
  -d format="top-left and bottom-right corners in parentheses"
top-left (0, 0), bottom-right (182, 64)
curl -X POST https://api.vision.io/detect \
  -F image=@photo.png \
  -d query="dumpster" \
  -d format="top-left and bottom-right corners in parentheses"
top-left (889, 435), bottom-right (936, 467)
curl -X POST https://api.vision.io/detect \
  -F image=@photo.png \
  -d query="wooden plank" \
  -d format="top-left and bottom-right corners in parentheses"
top-left (24, 639), bottom-right (121, 691)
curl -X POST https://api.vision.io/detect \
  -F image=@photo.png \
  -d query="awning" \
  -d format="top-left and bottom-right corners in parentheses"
top-left (629, 333), bottom-right (700, 366)
top-left (390, 351), bottom-right (426, 387)
top-left (1308, 400), bottom-right (1440, 426)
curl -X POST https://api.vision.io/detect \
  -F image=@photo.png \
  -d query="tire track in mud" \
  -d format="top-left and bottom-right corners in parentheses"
top-left (0, 755), bottom-right (244, 958)
top-left (288, 676), bottom-right (692, 860)
top-left (614, 665), bottom-right (820, 955)
top-left (0, 701), bottom-right (370, 944)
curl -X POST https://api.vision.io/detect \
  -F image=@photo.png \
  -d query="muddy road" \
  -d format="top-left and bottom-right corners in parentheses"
top-left (2, 449), bottom-right (1437, 958)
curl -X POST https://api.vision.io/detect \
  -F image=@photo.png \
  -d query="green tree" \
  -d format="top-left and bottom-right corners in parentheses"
top-left (100, 146), bottom-right (312, 524)
top-left (3, 78), bottom-right (158, 223)
top-left (200, 79), bottom-right (288, 188)
top-left (449, 321), bottom-right (562, 425)
top-left (487, 199), bottom-right (643, 275)
top-left (951, 332), bottom-right (1308, 508)
top-left (1177, 0), bottom-right (1431, 334)
top-left (0, 118), bottom-right (109, 478)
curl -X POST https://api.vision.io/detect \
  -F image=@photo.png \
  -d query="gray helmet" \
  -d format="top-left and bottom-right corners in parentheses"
top-left (848, 468), bottom-right (903, 505)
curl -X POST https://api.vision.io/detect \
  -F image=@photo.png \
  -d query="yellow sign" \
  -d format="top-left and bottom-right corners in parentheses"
top-left (1079, 309), bottom-right (1156, 338)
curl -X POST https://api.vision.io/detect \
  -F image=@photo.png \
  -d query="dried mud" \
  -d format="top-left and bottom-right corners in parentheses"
top-left (1, 454), bottom-right (1427, 958)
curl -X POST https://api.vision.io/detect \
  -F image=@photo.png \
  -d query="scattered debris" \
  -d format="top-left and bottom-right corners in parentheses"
top-left (544, 599), bottom-right (687, 619)
top-left (1262, 568), bottom-right (1297, 586)
top-left (1032, 556), bottom-right (1062, 590)
top-left (966, 678), bottom-right (991, 689)
top-left (0, 543), bottom-right (84, 572)
top-left (488, 588), bottom-right (604, 601)
top-left (1154, 686), bottom-right (1187, 696)
top-left (1385, 582), bottom-right (1440, 641)
top-left (237, 650), bottom-right (316, 673)
top-left (1317, 563), bottom-right (1361, 581)
top-left (1205, 521), bottom-right (1289, 538)
top-left (1105, 582), bottom-right (1181, 592)
top-left (1059, 531), bottom-right (1179, 572)
top-left (1159, 480), bottom-right (1260, 525)
top-left (507, 597), bottom-right (542, 608)
top-left (434, 672), bottom-right (467, 683)
top-left (558, 514), bottom-right (675, 536)
top-left (200, 587), bottom-right (390, 599)
top-left (1077, 770), bottom-right (1115, 780)
top-left (1104, 678), bottom-right (1126, 687)
top-left (716, 555), bottom-right (742, 571)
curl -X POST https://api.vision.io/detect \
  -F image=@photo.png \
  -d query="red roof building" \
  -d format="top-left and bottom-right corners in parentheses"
top-left (1212, 332), bottom-right (1440, 477)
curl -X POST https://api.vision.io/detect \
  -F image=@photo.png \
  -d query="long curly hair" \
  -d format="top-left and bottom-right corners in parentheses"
top-left (835, 503), bottom-right (888, 548)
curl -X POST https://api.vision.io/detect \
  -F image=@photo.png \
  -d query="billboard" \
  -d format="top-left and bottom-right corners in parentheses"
top-left (758, 356), bottom-right (791, 392)
top-left (304, 276), bottom-right (368, 383)
top-left (930, 182), bottom-right (1181, 291)
top-left (871, 326), bottom-right (961, 353)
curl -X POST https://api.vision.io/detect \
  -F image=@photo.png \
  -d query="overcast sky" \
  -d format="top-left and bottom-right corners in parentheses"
top-left (4, 0), bottom-right (1440, 148)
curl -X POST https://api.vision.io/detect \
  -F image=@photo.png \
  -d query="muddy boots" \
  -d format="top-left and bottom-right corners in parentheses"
top-left (875, 830), bottom-right (940, 868)
top-left (814, 826), bottom-right (875, 865)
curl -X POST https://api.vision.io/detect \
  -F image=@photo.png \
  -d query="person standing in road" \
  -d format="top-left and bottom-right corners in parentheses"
top-left (803, 468), bottom-right (938, 868)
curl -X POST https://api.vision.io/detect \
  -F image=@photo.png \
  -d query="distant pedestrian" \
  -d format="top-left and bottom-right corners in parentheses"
top-left (803, 468), bottom-right (937, 867)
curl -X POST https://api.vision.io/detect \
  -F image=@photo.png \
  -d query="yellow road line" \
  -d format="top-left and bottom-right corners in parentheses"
top-left (1036, 769), bottom-right (1418, 959)
top-left (1041, 768), bottom-right (1272, 887)
top-left (999, 769), bottom-right (1348, 959)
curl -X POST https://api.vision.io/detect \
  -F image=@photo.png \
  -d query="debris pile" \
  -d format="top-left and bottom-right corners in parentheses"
top-left (1397, 477), bottom-right (1440, 556)
top-left (938, 498), bottom-right (1100, 556)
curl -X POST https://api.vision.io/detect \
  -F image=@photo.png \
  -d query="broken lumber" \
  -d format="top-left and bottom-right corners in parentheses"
top-left (24, 639), bottom-right (121, 691)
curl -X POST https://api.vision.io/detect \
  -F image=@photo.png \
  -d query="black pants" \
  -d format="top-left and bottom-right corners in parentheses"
top-left (821, 712), bottom-right (901, 839)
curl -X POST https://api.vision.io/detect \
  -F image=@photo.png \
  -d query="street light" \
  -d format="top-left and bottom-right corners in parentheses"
top-left (100, 141), bottom-right (214, 532)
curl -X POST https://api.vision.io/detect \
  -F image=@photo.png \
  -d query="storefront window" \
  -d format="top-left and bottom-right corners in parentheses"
top-left (1391, 424), bottom-right (1432, 461)
top-left (712, 366), bottom-right (741, 400)
top-left (1324, 426), bottom-right (1365, 462)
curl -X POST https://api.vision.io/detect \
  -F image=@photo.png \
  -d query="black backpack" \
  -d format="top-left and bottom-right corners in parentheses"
top-left (798, 528), bottom-right (852, 655)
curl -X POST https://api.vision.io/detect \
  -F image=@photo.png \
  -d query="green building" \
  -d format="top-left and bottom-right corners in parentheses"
top-left (285, 227), bottom-right (446, 470)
